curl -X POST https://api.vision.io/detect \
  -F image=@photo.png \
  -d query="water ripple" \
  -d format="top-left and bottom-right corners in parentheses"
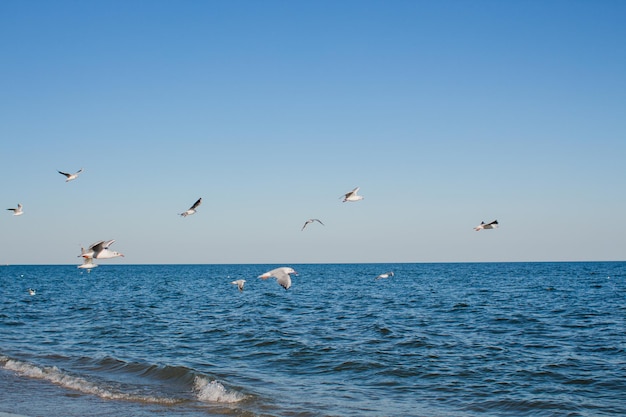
top-left (1, 262), bottom-right (625, 416)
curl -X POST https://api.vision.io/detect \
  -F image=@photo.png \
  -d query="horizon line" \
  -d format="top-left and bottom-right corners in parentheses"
top-left (2, 260), bottom-right (625, 267)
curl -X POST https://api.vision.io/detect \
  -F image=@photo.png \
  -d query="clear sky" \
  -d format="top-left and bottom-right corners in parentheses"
top-left (1, 0), bottom-right (625, 265)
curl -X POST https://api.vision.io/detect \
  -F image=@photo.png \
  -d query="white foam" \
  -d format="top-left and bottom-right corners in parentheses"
top-left (193, 376), bottom-right (245, 403)
top-left (1, 357), bottom-right (179, 405)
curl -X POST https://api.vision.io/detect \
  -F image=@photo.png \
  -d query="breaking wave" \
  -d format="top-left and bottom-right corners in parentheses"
top-left (0, 354), bottom-right (245, 406)
top-left (193, 376), bottom-right (246, 403)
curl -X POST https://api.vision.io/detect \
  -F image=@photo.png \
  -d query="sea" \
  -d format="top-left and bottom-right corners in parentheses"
top-left (1, 262), bottom-right (625, 417)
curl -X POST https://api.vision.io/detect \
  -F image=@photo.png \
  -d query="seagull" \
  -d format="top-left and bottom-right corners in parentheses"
top-left (180, 198), bottom-right (202, 217)
top-left (78, 257), bottom-right (98, 270)
top-left (376, 272), bottom-right (394, 279)
top-left (28, 288), bottom-right (36, 296)
top-left (81, 240), bottom-right (124, 259)
top-left (301, 218), bottom-right (324, 231)
top-left (474, 220), bottom-right (499, 231)
top-left (258, 267), bottom-right (298, 290)
top-left (58, 168), bottom-right (83, 182)
top-left (7, 204), bottom-right (23, 216)
top-left (342, 187), bottom-right (364, 202)
top-left (231, 279), bottom-right (246, 292)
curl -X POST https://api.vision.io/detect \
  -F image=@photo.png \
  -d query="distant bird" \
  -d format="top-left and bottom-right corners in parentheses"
top-left (28, 288), bottom-right (36, 296)
top-left (7, 204), bottom-right (23, 216)
top-left (58, 168), bottom-right (83, 182)
top-left (180, 198), bottom-right (202, 217)
top-left (342, 187), bottom-right (364, 202)
top-left (376, 272), bottom-right (394, 280)
top-left (78, 256), bottom-right (98, 270)
top-left (258, 267), bottom-right (298, 290)
top-left (231, 279), bottom-right (246, 292)
top-left (301, 218), bottom-right (324, 231)
top-left (474, 220), bottom-right (499, 231)
top-left (81, 240), bottom-right (124, 259)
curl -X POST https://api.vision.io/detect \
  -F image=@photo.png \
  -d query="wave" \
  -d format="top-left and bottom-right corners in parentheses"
top-left (77, 355), bottom-right (198, 385)
top-left (0, 354), bottom-right (246, 406)
top-left (193, 376), bottom-right (246, 403)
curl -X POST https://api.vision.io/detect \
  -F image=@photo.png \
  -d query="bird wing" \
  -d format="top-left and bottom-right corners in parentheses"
top-left (314, 219), bottom-right (324, 226)
top-left (189, 198), bottom-right (202, 210)
top-left (58, 171), bottom-right (70, 177)
top-left (88, 240), bottom-right (106, 252)
top-left (275, 274), bottom-right (291, 290)
top-left (102, 239), bottom-right (116, 249)
top-left (346, 187), bottom-right (359, 197)
top-left (271, 268), bottom-right (292, 290)
top-left (343, 187), bottom-right (361, 200)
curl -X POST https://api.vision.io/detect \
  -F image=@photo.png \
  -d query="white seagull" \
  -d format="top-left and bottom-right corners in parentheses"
top-left (81, 240), bottom-right (124, 259)
top-left (180, 198), bottom-right (202, 217)
top-left (58, 168), bottom-right (84, 182)
top-left (7, 204), bottom-right (23, 216)
top-left (342, 187), bottom-right (364, 203)
top-left (376, 272), bottom-right (394, 280)
top-left (28, 288), bottom-right (36, 296)
top-left (474, 220), bottom-right (499, 231)
top-left (301, 218), bottom-right (324, 231)
top-left (231, 279), bottom-right (246, 292)
top-left (258, 267), bottom-right (298, 290)
top-left (78, 257), bottom-right (98, 270)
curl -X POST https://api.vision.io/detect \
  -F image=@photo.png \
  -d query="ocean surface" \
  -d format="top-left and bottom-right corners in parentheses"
top-left (1, 262), bottom-right (625, 417)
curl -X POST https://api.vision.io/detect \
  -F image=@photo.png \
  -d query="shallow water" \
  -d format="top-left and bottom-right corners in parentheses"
top-left (1, 262), bottom-right (625, 416)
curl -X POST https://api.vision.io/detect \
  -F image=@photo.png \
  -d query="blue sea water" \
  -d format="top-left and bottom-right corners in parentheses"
top-left (1, 262), bottom-right (625, 417)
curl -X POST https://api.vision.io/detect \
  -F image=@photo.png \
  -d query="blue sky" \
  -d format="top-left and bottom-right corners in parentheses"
top-left (1, 0), bottom-right (625, 264)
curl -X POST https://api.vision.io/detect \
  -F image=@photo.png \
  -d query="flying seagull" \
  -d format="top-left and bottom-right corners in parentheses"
top-left (7, 204), bottom-right (23, 216)
top-left (58, 168), bottom-right (83, 182)
top-left (231, 279), bottom-right (246, 292)
top-left (81, 240), bottom-right (124, 259)
top-left (342, 187), bottom-right (364, 203)
top-left (28, 288), bottom-right (36, 296)
top-left (301, 218), bottom-right (324, 231)
top-left (376, 271), bottom-right (394, 280)
top-left (180, 198), bottom-right (202, 217)
top-left (474, 220), bottom-right (499, 231)
top-left (258, 267), bottom-right (298, 290)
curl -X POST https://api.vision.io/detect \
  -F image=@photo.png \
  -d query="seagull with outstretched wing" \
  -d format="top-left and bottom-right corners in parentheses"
top-left (258, 267), bottom-right (298, 290)
top-left (58, 168), bottom-right (84, 182)
top-left (81, 240), bottom-right (124, 259)
top-left (301, 218), bottom-right (324, 231)
top-left (231, 279), bottom-right (246, 292)
top-left (474, 220), bottom-right (499, 231)
top-left (180, 198), bottom-right (202, 217)
top-left (7, 203), bottom-right (23, 216)
top-left (342, 187), bottom-right (364, 202)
